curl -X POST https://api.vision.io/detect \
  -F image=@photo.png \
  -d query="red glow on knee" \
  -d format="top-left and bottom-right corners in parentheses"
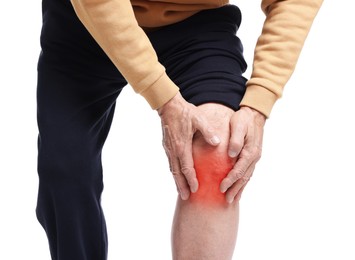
top-left (190, 149), bottom-right (234, 206)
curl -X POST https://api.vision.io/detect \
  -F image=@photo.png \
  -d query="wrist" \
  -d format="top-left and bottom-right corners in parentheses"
top-left (157, 92), bottom-right (184, 116)
top-left (239, 106), bottom-right (266, 124)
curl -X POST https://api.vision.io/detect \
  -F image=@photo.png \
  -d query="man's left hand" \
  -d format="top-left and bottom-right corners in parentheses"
top-left (220, 106), bottom-right (266, 203)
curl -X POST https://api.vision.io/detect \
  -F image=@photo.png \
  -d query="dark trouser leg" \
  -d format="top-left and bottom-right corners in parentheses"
top-left (36, 59), bottom-right (125, 260)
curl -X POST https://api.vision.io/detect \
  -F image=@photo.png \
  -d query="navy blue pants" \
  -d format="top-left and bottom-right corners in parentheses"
top-left (36, 2), bottom-right (247, 259)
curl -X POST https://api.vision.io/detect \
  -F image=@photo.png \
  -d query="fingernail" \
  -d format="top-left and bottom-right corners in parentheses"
top-left (210, 136), bottom-right (220, 145)
top-left (227, 196), bottom-right (234, 204)
top-left (220, 186), bottom-right (227, 193)
top-left (180, 191), bottom-right (190, 200)
top-left (191, 183), bottom-right (198, 193)
top-left (228, 150), bottom-right (237, 158)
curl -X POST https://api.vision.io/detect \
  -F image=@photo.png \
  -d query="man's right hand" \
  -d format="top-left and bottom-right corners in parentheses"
top-left (158, 93), bottom-right (221, 200)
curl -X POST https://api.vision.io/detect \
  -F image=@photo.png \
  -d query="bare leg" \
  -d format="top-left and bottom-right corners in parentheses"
top-left (171, 103), bottom-right (239, 260)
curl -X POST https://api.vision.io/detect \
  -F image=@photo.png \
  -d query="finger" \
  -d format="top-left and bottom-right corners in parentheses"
top-left (220, 152), bottom-right (251, 193)
top-left (172, 168), bottom-right (191, 200)
top-left (162, 126), bottom-right (174, 171)
top-left (228, 118), bottom-right (248, 158)
top-left (225, 165), bottom-right (255, 203)
top-left (163, 126), bottom-right (190, 200)
top-left (234, 183), bottom-right (247, 202)
top-left (192, 114), bottom-right (220, 146)
top-left (178, 146), bottom-right (198, 193)
top-left (170, 154), bottom-right (191, 200)
top-left (162, 125), bottom-right (172, 151)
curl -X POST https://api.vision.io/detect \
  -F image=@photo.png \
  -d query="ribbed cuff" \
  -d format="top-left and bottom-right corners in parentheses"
top-left (140, 73), bottom-right (180, 109)
top-left (239, 84), bottom-right (278, 118)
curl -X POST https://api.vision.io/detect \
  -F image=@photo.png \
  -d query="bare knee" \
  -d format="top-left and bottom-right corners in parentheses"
top-left (190, 134), bottom-right (235, 207)
top-left (189, 103), bottom-right (237, 206)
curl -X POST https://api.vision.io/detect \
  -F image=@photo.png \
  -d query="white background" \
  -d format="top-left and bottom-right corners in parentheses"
top-left (0, 0), bottom-right (354, 259)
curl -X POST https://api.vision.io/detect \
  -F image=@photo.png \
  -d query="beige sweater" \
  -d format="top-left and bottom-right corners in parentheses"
top-left (70, 0), bottom-right (323, 117)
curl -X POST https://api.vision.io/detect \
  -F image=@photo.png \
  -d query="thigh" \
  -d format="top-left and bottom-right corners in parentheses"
top-left (37, 59), bottom-right (126, 129)
top-left (36, 59), bottom-right (127, 182)
top-left (148, 4), bottom-right (247, 111)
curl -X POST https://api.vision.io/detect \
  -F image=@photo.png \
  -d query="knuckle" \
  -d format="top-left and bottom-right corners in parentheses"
top-left (174, 142), bottom-right (185, 156)
top-left (163, 147), bottom-right (169, 158)
top-left (241, 176), bottom-right (250, 184)
top-left (162, 138), bottom-right (172, 151)
top-left (235, 170), bottom-right (245, 180)
top-left (171, 170), bottom-right (181, 177)
top-left (230, 169), bottom-right (244, 182)
top-left (162, 142), bottom-right (169, 152)
top-left (169, 164), bottom-right (174, 175)
top-left (255, 153), bottom-right (261, 161)
top-left (243, 153), bottom-right (252, 162)
top-left (251, 146), bottom-right (262, 160)
top-left (241, 149), bottom-right (254, 162)
top-left (193, 114), bottom-right (203, 124)
top-left (230, 139), bottom-right (243, 150)
top-left (256, 148), bottom-right (262, 160)
top-left (180, 166), bottom-right (194, 178)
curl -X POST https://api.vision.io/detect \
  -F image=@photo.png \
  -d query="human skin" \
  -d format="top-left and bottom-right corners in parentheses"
top-left (159, 93), bottom-right (265, 203)
top-left (171, 103), bottom-right (239, 260)
top-left (158, 93), bottom-right (222, 200)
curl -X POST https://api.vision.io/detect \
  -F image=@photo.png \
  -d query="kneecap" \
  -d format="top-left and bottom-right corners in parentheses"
top-left (190, 148), bottom-right (234, 206)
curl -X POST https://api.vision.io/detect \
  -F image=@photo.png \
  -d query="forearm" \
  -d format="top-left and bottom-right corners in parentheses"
top-left (240, 0), bottom-right (324, 117)
top-left (70, 0), bottom-right (179, 109)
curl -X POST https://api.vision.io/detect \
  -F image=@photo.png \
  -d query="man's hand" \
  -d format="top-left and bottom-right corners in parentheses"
top-left (158, 93), bottom-right (221, 200)
top-left (220, 106), bottom-right (266, 203)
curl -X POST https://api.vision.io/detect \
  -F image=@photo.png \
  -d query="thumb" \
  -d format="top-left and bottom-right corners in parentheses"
top-left (193, 114), bottom-right (220, 146)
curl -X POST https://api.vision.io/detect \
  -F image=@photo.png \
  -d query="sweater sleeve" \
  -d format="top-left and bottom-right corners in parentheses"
top-left (239, 0), bottom-right (323, 117)
top-left (70, 0), bottom-right (179, 109)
